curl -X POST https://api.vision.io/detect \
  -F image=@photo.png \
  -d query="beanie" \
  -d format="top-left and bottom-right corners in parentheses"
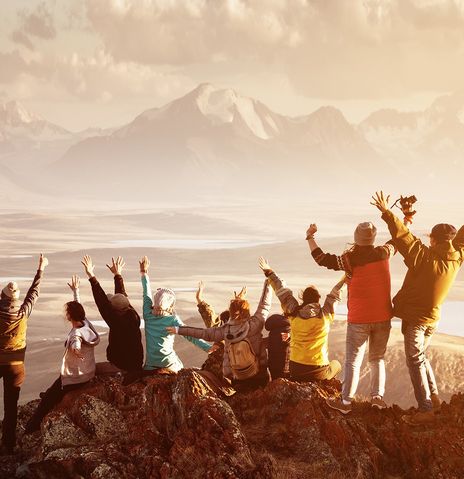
top-left (430, 224), bottom-right (457, 243)
top-left (106, 293), bottom-right (130, 311)
top-left (2, 282), bottom-right (20, 300)
top-left (152, 288), bottom-right (176, 315)
top-left (354, 222), bottom-right (377, 246)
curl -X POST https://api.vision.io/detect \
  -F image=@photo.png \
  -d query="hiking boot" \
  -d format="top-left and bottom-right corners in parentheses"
top-left (325, 397), bottom-right (352, 414)
top-left (431, 393), bottom-right (441, 411)
top-left (371, 396), bottom-right (387, 410)
top-left (402, 410), bottom-right (435, 426)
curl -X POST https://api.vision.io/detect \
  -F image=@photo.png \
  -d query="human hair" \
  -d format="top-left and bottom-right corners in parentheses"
top-left (219, 310), bottom-right (230, 324)
top-left (299, 286), bottom-right (321, 306)
top-left (229, 298), bottom-right (251, 323)
top-left (64, 301), bottom-right (86, 325)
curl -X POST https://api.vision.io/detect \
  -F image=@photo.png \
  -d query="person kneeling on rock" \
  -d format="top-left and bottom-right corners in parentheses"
top-left (259, 257), bottom-right (345, 383)
top-left (167, 273), bottom-right (273, 393)
top-left (25, 276), bottom-right (100, 433)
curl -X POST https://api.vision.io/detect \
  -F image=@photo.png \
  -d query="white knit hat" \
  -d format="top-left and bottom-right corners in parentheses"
top-left (354, 222), bottom-right (377, 246)
top-left (152, 288), bottom-right (176, 315)
top-left (2, 282), bottom-right (20, 300)
top-left (106, 293), bottom-right (130, 311)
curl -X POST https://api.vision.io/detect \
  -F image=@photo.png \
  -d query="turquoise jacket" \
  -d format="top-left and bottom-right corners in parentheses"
top-left (141, 274), bottom-right (211, 371)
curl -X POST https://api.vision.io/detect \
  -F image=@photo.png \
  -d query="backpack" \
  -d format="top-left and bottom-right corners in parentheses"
top-left (225, 323), bottom-right (259, 380)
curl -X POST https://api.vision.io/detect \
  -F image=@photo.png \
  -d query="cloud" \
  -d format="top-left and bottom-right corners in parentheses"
top-left (11, 1), bottom-right (56, 50)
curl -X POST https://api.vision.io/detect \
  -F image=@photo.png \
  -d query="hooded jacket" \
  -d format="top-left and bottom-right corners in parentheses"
top-left (266, 271), bottom-right (345, 367)
top-left (382, 210), bottom-right (464, 325)
top-left (60, 318), bottom-right (100, 386)
top-left (141, 274), bottom-right (211, 371)
top-left (177, 280), bottom-right (272, 379)
top-left (0, 270), bottom-right (42, 365)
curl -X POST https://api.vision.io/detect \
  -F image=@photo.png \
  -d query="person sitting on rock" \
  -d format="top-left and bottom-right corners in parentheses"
top-left (139, 256), bottom-right (212, 373)
top-left (0, 254), bottom-right (47, 454)
top-left (308, 221), bottom-right (395, 414)
top-left (25, 275), bottom-right (100, 433)
top-left (81, 255), bottom-right (143, 384)
top-left (167, 274), bottom-right (273, 392)
top-left (259, 257), bottom-right (345, 382)
top-left (265, 313), bottom-right (290, 381)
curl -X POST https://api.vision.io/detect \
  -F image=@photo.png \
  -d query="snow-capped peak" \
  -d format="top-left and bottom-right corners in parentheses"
top-left (0, 100), bottom-right (43, 126)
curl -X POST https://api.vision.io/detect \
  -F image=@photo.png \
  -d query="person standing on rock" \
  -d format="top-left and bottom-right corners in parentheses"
top-left (308, 222), bottom-right (396, 414)
top-left (25, 275), bottom-right (100, 433)
top-left (0, 253), bottom-right (47, 455)
top-left (81, 255), bottom-right (144, 384)
top-left (139, 256), bottom-right (212, 373)
top-left (371, 191), bottom-right (464, 425)
top-left (167, 275), bottom-right (273, 392)
top-left (258, 257), bottom-right (345, 382)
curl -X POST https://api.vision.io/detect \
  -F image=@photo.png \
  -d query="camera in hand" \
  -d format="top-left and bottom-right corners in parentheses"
top-left (393, 195), bottom-right (417, 221)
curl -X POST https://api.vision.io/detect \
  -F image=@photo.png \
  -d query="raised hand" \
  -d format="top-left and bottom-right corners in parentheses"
top-left (371, 191), bottom-right (391, 214)
top-left (81, 255), bottom-right (95, 278)
top-left (234, 286), bottom-right (247, 299)
top-left (306, 223), bottom-right (317, 238)
top-left (139, 256), bottom-right (150, 273)
top-left (106, 256), bottom-right (125, 276)
top-left (67, 275), bottom-right (80, 292)
top-left (38, 253), bottom-right (49, 271)
top-left (196, 281), bottom-right (205, 304)
top-left (258, 256), bottom-right (271, 272)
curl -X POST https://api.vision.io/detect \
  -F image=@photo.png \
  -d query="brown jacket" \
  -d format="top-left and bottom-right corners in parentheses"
top-left (382, 210), bottom-right (464, 325)
top-left (0, 270), bottom-right (43, 364)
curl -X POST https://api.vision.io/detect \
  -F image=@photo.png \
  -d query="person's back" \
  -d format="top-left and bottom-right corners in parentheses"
top-left (265, 314), bottom-right (290, 380)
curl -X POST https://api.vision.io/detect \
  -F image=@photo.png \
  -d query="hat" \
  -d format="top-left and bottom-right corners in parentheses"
top-left (106, 293), bottom-right (130, 311)
top-left (430, 223), bottom-right (457, 242)
top-left (152, 288), bottom-right (176, 315)
top-left (354, 222), bottom-right (377, 246)
top-left (2, 282), bottom-right (20, 300)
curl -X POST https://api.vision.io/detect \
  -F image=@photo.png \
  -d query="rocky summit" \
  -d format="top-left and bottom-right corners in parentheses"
top-left (1, 370), bottom-right (464, 479)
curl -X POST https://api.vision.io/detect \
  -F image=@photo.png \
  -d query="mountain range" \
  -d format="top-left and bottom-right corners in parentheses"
top-left (1, 85), bottom-right (463, 201)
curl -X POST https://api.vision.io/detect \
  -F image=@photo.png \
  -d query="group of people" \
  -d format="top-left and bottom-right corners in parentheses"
top-left (0, 190), bottom-right (463, 455)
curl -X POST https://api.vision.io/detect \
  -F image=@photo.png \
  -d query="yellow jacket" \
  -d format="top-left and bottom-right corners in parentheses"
top-left (266, 271), bottom-right (345, 366)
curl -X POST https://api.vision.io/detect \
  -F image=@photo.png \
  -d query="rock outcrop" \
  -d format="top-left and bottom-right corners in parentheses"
top-left (1, 370), bottom-right (464, 479)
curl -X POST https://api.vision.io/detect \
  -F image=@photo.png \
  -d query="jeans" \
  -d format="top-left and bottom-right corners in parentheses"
top-left (26, 377), bottom-right (88, 432)
top-left (342, 320), bottom-right (391, 402)
top-left (0, 363), bottom-right (25, 450)
top-left (402, 322), bottom-right (437, 412)
top-left (290, 360), bottom-right (341, 381)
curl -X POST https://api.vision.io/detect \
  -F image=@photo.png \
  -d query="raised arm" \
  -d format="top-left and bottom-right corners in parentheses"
top-left (18, 253), bottom-right (47, 318)
top-left (372, 191), bottom-right (427, 268)
top-left (107, 256), bottom-right (128, 296)
top-left (196, 281), bottom-right (221, 328)
top-left (67, 275), bottom-right (81, 303)
top-left (252, 278), bottom-right (272, 323)
top-left (139, 256), bottom-right (153, 317)
top-left (321, 275), bottom-right (346, 317)
top-left (259, 257), bottom-right (298, 316)
top-left (82, 254), bottom-right (114, 324)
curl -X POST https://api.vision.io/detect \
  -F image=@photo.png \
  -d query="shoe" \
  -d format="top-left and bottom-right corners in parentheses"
top-left (431, 393), bottom-right (441, 411)
top-left (371, 396), bottom-right (387, 409)
top-left (325, 397), bottom-right (352, 414)
top-left (402, 410), bottom-right (435, 426)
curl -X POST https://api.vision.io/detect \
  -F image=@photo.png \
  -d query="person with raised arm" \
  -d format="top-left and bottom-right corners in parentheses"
top-left (307, 221), bottom-right (396, 414)
top-left (258, 257), bottom-right (345, 383)
top-left (0, 254), bottom-right (47, 455)
top-left (371, 191), bottom-right (464, 425)
top-left (139, 256), bottom-right (211, 373)
top-left (167, 272), bottom-right (273, 392)
top-left (81, 255), bottom-right (143, 384)
top-left (25, 275), bottom-right (100, 433)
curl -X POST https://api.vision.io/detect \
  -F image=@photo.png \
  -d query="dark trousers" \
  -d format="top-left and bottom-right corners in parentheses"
top-left (26, 377), bottom-right (87, 432)
top-left (289, 360), bottom-right (341, 382)
top-left (1, 363), bottom-right (25, 450)
top-left (232, 368), bottom-right (270, 393)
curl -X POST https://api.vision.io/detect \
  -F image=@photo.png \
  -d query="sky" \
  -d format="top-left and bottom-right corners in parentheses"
top-left (1, 0), bottom-right (463, 131)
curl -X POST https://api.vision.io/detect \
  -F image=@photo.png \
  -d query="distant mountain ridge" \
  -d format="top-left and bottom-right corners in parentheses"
top-left (1, 85), bottom-right (463, 201)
